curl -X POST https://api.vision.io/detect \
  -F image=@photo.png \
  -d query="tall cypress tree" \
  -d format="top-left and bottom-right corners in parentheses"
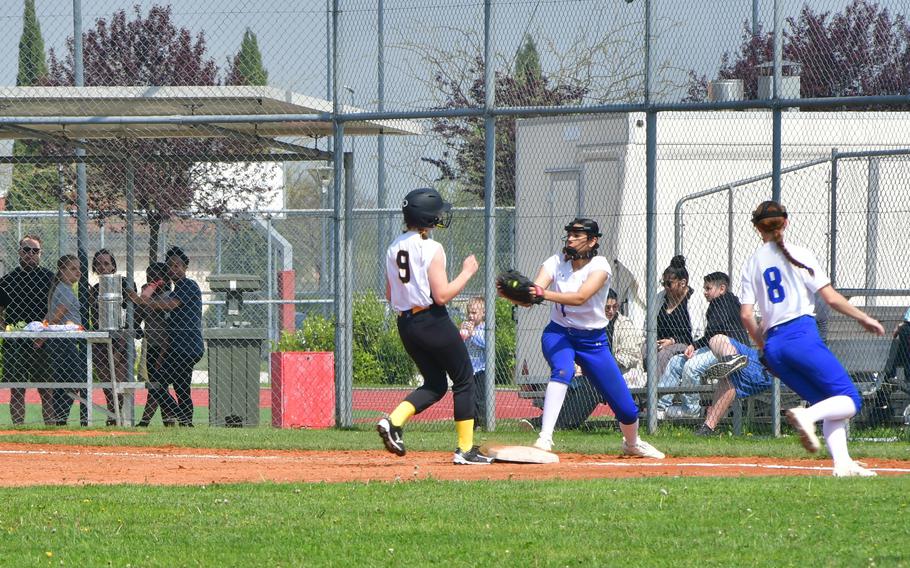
top-left (226, 28), bottom-right (268, 86)
top-left (515, 34), bottom-right (542, 88)
top-left (17, 0), bottom-right (47, 86)
top-left (8, 0), bottom-right (57, 212)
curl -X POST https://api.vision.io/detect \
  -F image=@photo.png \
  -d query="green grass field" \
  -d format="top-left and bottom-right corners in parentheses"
top-left (1, 423), bottom-right (909, 566)
top-left (2, 475), bottom-right (909, 567)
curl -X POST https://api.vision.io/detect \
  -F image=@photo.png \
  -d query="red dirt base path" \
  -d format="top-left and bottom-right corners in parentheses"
top-left (0, 436), bottom-right (908, 486)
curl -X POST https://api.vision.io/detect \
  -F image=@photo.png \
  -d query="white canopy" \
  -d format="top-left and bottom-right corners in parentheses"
top-left (0, 85), bottom-right (421, 140)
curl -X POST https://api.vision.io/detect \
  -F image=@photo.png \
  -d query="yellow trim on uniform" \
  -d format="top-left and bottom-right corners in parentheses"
top-left (389, 401), bottom-right (416, 428)
top-left (455, 419), bottom-right (475, 453)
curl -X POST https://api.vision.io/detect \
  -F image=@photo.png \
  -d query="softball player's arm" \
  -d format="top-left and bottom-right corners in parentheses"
top-left (428, 248), bottom-right (478, 305)
top-left (538, 269), bottom-right (608, 306)
top-left (817, 285), bottom-right (884, 336)
top-left (532, 265), bottom-right (554, 291)
top-left (740, 304), bottom-right (764, 349)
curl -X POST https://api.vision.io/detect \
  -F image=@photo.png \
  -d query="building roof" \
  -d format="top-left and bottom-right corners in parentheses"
top-left (0, 86), bottom-right (421, 140)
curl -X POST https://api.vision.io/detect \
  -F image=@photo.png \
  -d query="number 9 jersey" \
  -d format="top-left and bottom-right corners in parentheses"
top-left (739, 241), bottom-right (830, 333)
top-left (386, 231), bottom-right (444, 312)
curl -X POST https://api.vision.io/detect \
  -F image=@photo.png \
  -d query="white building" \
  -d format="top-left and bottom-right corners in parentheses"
top-left (513, 111), bottom-right (910, 381)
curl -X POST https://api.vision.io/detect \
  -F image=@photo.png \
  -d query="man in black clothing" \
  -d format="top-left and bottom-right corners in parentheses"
top-left (0, 235), bottom-right (55, 424)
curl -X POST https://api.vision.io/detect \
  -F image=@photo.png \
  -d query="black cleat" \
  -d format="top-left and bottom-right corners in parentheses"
top-left (377, 418), bottom-right (406, 456)
top-left (694, 423), bottom-right (717, 437)
top-left (453, 446), bottom-right (494, 465)
top-left (703, 354), bottom-right (748, 384)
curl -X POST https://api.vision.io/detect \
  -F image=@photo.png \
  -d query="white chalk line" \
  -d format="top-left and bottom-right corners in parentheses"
top-left (583, 461), bottom-right (910, 474)
top-left (1, 449), bottom-right (909, 474)
top-left (0, 448), bottom-right (311, 462)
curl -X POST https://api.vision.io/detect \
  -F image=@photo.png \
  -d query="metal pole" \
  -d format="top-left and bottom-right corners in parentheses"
top-left (215, 219), bottom-right (224, 326)
top-left (482, 0), bottom-right (497, 431)
top-left (865, 157), bottom-right (881, 305)
top-left (771, 0), bottom-right (782, 203)
top-left (829, 149), bottom-right (839, 287)
top-left (73, 0), bottom-right (89, 327)
top-left (752, 0), bottom-right (760, 37)
top-left (645, 112), bottom-right (658, 435)
top-left (377, 0), bottom-right (388, 294)
top-left (727, 185), bottom-right (734, 278)
top-left (266, 216), bottom-right (275, 341)
top-left (644, 0), bottom-right (660, 435)
top-left (124, 162), bottom-right (136, 425)
top-left (342, 152), bottom-right (355, 428)
top-left (331, 0), bottom-right (352, 427)
top-left (769, 0), bottom-right (783, 437)
top-left (56, 166), bottom-right (66, 256)
top-left (326, 0), bottom-right (332, 104)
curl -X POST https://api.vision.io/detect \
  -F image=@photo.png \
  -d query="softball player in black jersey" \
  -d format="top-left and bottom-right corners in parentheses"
top-left (377, 188), bottom-right (493, 465)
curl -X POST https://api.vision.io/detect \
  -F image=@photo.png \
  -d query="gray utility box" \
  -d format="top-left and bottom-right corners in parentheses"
top-left (204, 274), bottom-right (266, 428)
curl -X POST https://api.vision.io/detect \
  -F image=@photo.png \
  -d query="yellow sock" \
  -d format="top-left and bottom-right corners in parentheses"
top-left (389, 401), bottom-right (416, 428)
top-left (455, 419), bottom-right (475, 452)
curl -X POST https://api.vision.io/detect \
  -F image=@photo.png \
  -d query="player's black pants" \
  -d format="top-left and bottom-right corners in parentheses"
top-left (397, 305), bottom-right (475, 421)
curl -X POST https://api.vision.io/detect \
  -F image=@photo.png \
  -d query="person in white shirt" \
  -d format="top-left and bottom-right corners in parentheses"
top-left (376, 188), bottom-right (493, 465)
top-left (740, 200), bottom-right (884, 477)
top-left (503, 218), bottom-right (664, 459)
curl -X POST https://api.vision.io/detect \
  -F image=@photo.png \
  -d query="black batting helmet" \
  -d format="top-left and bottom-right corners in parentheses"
top-left (402, 188), bottom-right (453, 229)
top-left (563, 218), bottom-right (602, 237)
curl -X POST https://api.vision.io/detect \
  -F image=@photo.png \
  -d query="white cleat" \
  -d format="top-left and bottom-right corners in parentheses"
top-left (622, 439), bottom-right (665, 459)
top-left (533, 436), bottom-right (553, 452)
top-left (785, 407), bottom-right (820, 453)
top-left (833, 461), bottom-right (877, 477)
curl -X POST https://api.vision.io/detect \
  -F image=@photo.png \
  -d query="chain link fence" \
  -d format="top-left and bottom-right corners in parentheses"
top-left (1, 1), bottom-right (909, 434)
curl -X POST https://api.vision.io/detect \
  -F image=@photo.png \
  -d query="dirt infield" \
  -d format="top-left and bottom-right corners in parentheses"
top-left (1, 438), bottom-right (909, 486)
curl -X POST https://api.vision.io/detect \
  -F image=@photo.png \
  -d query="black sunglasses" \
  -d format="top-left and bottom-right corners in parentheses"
top-left (20, 246), bottom-right (41, 254)
top-left (661, 280), bottom-right (674, 287)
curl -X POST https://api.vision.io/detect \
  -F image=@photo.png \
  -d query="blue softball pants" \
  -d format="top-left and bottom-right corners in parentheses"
top-left (541, 321), bottom-right (639, 424)
top-left (763, 315), bottom-right (862, 411)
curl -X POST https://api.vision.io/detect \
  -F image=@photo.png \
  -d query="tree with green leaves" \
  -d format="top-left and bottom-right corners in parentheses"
top-left (7, 0), bottom-right (58, 212)
top-left (422, 34), bottom-right (586, 206)
top-left (226, 28), bottom-right (268, 86)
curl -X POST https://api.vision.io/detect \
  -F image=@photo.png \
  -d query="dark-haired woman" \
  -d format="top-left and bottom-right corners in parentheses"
top-left (655, 255), bottom-right (701, 379)
top-left (741, 201), bottom-right (884, 477)
top-left (509, 218), bottom-right (663, 458)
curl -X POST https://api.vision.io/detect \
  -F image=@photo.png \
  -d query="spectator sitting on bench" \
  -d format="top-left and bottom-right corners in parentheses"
top-left (656, 272), bottom-right (749, 420)
top-left (883, 307), bottom-right (910, 382)
top-left (520, 289), bottom-right (645, 431)
top-left (694, 334), bottom-right (773, 436)
top-left (606, 289), bottom-right (646, 389)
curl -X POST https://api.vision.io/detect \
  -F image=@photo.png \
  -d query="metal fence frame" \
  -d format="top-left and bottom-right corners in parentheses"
top-left (3, 0), bottom-right (908, 431)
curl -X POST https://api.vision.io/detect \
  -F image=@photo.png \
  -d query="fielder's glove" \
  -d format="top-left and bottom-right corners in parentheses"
top-left (496, 270), bottom-right (544, 306)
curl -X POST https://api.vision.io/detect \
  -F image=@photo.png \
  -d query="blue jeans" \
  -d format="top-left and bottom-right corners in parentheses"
top-left (657, 347), bottom-right (716, 413)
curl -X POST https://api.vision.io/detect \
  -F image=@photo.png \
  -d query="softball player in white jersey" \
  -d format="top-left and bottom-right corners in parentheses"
top-left (740, 201), bottom-right (884, 477)
top-left (377, 187), bottom-right (493, 465)
top-left (523, 218), bottom-right (664, 459)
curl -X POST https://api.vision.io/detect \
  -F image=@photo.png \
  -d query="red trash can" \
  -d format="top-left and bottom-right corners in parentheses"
top-left (271, 351), bottom-right (335, 428)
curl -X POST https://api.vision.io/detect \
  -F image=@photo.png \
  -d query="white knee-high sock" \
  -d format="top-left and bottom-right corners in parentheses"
top-left (803, 395), bottom-right (857, 424)
top-left (619, 420), bottom-right (639, 446)
top-left (823, 418), bottom-right (852, 465)
top-left (539, 381), bottom-right (569, 441)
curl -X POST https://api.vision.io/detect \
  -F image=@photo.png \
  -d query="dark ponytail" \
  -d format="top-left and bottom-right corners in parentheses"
top-left (663, 254), bottom-right (689, 283)
top-left (751, 201), bottom-right (815, 277)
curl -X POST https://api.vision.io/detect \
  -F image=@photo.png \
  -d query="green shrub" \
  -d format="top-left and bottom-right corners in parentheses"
top-left (275, 291), bottom-right (416, 386)
top-left (493, 298), bottom-right (517, 385)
